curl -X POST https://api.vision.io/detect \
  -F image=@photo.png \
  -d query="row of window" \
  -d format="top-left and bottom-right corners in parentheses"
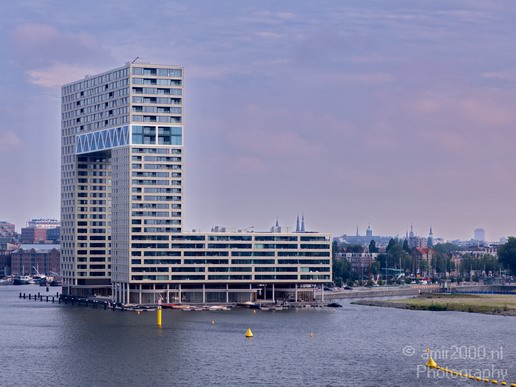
top-left (132, 67), bottom-right (182, 77)
top-left (63, 67), bottom-right (130, 95)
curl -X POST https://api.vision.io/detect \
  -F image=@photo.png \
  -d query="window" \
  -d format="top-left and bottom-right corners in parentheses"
top-left (132, 126), bottom-right (156, 144)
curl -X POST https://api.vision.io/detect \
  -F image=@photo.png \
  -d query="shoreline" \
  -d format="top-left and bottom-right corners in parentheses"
top-left (351, 294), bottom-right (516, 317)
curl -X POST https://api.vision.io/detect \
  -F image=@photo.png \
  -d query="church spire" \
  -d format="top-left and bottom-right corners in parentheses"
top-left (301, 214), bottom-right (305, 232)
top-left (296, 214), bottom-right (300, 232)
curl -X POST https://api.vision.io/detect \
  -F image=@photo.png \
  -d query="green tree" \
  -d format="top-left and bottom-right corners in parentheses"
top-left (347, 244), bottom-right (365, 253)
top-left (332, 258), bottom-right (352, 283)
top-left (386, 238), bottom-right (396, 253)
top-left (498, 237), bottom-right (516, 274)
top-left (433, 242), bottom-right (461, 255)
top-left (369, 239), bottom-right (378, 253)
top-left (370, 261), bottom-right (381, 275)
top-left (402, 239), bottom-right (410, 253)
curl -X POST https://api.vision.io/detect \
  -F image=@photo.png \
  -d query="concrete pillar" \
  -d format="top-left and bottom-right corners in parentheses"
top-left (295, 283), bottom-right (298, 302)
top-left (166, 284), bottom-right (170, 303)
top-left (226, 283), bottom-right (229, 304)
top-left (139, 284), bottom-right (142, 305)
top-left (202, 284), bottom-right (206, 304)
top-left (272, 283), bottom-right (275, 303)
top-left (179, 284), bottom-right (182, 304)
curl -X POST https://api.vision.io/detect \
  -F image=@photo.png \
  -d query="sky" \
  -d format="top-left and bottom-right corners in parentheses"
top-left (1, 0), bottom-right (516, 241)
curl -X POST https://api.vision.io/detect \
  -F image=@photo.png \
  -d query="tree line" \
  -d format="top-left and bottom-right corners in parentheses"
top-left (332, 236), bottom-right (516, 286)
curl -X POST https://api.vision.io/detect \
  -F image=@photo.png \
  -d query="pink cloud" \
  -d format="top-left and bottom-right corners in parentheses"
top-left (27, 63), bottom-right (102, 88)
top-left (0, 132), bottom-right (23, 152)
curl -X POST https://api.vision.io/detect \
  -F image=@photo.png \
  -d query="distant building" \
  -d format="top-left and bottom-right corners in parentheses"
top-left (0, 221), bottom-right (15, 237)
top-left (474, 228), bottom-right (485, 242)
top-left (336, 252), bottom-right (378, 272)
top-left (46, 227), bottom-right (61, 243)
top-left (336, 225), bottom-right (392, 246)
top-left (10, 244), bottom-right (60, 275)
top-left (27, 219), bottom-right (60, 229)
top-left (20, 218), bottom-right (60, 244)
top-left (427, 227), bottom-right (433, 247)
top-left (21, 228), bottom-right (48, 244)
top-left (414, 247), bottom-right (434, 276)
top-left (407, 224), bottom-right (428, 249)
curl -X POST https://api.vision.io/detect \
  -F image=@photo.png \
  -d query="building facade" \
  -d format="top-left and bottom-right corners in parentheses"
top-left (27, 219), bottom-right (60, 229)
top-left (61, 63), bottom-right (331, 303)
top-left (0, 221), bottom-right (15, 237)
top-left (21, 227), bottom-right (48, 244)
top-left (10, 245), bottom-right (60, 276)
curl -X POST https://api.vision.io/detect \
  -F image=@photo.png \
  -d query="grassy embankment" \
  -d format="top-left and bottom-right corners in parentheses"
top-left (352, 294), bottom-right (516, 316)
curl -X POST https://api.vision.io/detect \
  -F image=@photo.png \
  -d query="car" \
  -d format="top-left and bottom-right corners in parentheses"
top-left (344, 286), bottom-right (353, 290)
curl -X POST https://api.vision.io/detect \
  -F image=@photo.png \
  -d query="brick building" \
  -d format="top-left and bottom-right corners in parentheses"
top-left (10, 245), bottom-right (60, 275)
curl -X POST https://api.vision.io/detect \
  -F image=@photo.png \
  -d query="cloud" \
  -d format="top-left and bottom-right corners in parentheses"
top-left (27, 63), bottom-right (103, 88)
top-left (10, 22), bottom-right (115, 88)
top-left (253, 31), bottom-right (284, 39)
top-left (482, 69), bottom-right (516, 82)
top-left (0, 132), bottom-right (23, 152)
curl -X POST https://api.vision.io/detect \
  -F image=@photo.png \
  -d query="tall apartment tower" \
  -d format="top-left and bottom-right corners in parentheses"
top-left (61, 63), bottom-right (331, 303)
top-left (61, 63), bottom-right (184, 296)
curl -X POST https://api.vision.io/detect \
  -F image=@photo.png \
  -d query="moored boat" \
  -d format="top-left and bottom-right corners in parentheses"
top-left (13, 275), bottom-right (35, 285)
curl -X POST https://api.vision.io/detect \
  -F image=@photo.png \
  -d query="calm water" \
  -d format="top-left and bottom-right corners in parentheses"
top-left (0, 285), bottom-right (514, 387)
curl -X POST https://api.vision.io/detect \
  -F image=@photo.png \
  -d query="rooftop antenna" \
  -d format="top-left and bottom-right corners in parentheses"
top-left (131, 56), bottom-right (140, 64)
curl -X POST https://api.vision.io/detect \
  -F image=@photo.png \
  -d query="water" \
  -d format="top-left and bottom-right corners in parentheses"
top-left (1, 285), bottom-right (514, 387)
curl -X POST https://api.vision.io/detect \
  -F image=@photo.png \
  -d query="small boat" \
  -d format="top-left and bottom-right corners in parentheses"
top-left (13, 275), bottom-right (35, 285)
top-left (237, 301), bottom-right (257, 308)
top-left (49, 280), bottom-right (62, 287)
top-left (208, 305), bottom-right (228, 311)
top-left (327, 302), bottom-right (343, 308)
top-left (172, 304), bottom-right (192, 310)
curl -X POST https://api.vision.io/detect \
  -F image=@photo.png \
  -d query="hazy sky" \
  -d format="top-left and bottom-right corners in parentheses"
top-left (1, 0), bottom-right (516, 241)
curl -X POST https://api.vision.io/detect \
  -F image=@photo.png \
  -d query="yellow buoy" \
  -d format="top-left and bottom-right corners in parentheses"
top-left (476, 377), bottom-right (482, 381)
top-left (492, 381), bottom-right (498, 384)
top-left (245, 328), bottom-right (253, 338)
top-left (425, 357), bottom-right (438, 369)
top-left (157, 307), bottom-right (162, 327)
top-left (500, 382), bottom-right (506, 386)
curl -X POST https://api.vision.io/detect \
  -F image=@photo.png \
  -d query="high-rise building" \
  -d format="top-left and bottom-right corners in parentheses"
top-left (61, 63), bottom-right (331, 303)
top-left (474, 228), bottom-right (485, 242)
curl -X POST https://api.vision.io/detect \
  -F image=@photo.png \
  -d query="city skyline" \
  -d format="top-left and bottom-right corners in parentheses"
top-left (2, 1), bottom-right (516, 240)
